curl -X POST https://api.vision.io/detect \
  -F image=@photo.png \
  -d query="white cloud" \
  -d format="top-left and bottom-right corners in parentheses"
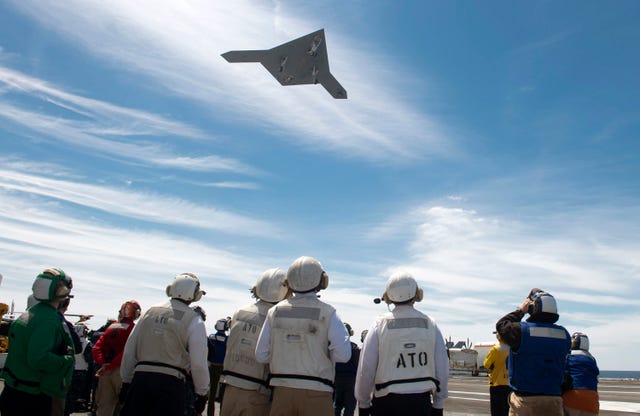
top-left (353, 201), bottom-right (640, 368)
top-left (0, 67), bottom-right (259, 175)
top-left (0, 165), bottom-right (278, 237)
top-left (0, 184), bottom-right (293, 329)
top-left (5, 0), bottom-right (458, 163)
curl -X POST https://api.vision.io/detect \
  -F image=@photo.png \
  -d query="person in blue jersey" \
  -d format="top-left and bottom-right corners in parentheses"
top-left (207, 317), bottom-right (230, 416)
top-left (562, 332), bottom-right (599, 416)
top-left (355, 271), bottom-right (449, 416)
top-left (496, 288), bottom-right (571, 416)
top-left (333, 323), bottom-right (360, 416)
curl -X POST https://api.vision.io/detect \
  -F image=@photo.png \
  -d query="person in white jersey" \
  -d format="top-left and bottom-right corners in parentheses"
top-left (120, 273), bottom-right (209, 416)
top-left (255, 256), bottom-right (351, 416)
top-left (355, 271), bottom-right (448, 416)
top-left (219, 268), bottom-right (290, 416)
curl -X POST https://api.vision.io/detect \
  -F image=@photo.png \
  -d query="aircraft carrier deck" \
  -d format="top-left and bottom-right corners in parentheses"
top-left (3, 374), bottom-right (639, 415)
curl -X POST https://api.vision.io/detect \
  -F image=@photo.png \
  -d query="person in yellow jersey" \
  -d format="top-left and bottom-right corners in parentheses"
top-left (484, 332), bottom-right (511, 416)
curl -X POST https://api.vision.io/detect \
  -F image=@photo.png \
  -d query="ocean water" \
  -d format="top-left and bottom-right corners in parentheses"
top-left (600, 370), bottom-right (640, 379)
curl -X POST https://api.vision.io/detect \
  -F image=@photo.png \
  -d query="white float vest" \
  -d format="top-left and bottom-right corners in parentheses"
top-left (268, 295), bottom-right (335, 392)
top-left (221, 300), bottom-right (272, 393)
top-left (133, 300), bottom-right (196, 380)
top-left (374, 307), bottom-right (438, 397)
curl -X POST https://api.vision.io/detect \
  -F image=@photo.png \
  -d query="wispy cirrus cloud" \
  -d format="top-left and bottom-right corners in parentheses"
top-left (0, 162), bottom-right (278, 237)
top-left (0, 66), bottom-right (258, 174)
top-left (363, 201), bottom-right (640, 322)
top-left (350, 200), bottom-right (640, 366)
top-left (0, 66), bottom-right (204, 139)
top-left (5, 0), bottom-right (458, 163)
top-left (0, 189), bottom-right (282, 325)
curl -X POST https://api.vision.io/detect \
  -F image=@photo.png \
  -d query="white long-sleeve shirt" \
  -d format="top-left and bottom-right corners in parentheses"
top-left (354, 305), bottom-right (449, 409)
top-left (120, 301), bottom-right (210, 396)
top-left (255, 292), bottom-right (351, 364)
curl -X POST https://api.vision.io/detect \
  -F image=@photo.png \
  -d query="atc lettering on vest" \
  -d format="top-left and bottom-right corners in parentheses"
top-left (154, 316), bottom-right (169, 324)
top-left (242, 322), bottom-right (258, 334)
top-left (396, 351), bottom-right (428, 368)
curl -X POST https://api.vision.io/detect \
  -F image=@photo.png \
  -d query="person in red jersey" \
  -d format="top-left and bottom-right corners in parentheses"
top-left (92, 300), bottom-right (141, 416)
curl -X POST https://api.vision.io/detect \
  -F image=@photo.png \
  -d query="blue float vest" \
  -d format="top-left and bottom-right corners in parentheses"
top-left (508, 321), bottom-right (570, 395)
top-left (566, 351), bottom-right (599, 391)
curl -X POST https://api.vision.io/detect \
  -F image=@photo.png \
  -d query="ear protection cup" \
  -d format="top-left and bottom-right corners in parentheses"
top-left (382, 291), bottom-right (391, 304)
top-left (415, 287), bottom-right (423, 302)
top-left (192, 282), bottom-right (203, 302)
top-left (319, 272), bottom-right (329, 290)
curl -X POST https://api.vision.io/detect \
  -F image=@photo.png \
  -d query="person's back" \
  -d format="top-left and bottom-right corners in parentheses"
top-left (207, 317), bottom-right (229, 416)
top-left (0, 268), bottom-right (75, 416)
top-left (483, 333), bottom-right (510, 416)
top-left (120, 273), bottom-right (209, 416)
top-left (496, 288), bottom-right (571, 416)
top-left (562, 332), bottom-right (599, 416)
top-left (220, 268), bottom-right (289, 416)
top-left (255, 256), bottom-right (351, 416)
top-left (92, 300), bottom-right (141, 416)
top-left (355, 271), bottom-right (448, 416)
top-left (333, 323), bottom-right (359, 416)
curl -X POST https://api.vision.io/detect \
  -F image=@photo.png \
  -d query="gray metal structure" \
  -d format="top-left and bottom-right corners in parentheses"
top-left (221, 29), bottom-right (347, 99)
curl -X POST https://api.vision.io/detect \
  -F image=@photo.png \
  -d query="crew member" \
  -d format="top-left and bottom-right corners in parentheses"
top-left (93, 300), bottom-right (141, 416)
top-left (256, 256), bottom-right (351, 416)
top-left (355, 271), bottom-right (448, 416)
top-left (333, 323), bottom-right (360, 416)
top-left (220, 268), bottom-right (289, 416)
top-left (496, 288), bottom-right (571, 415)
top-left (120, 273), bottom-right (209, 416)
top-left (0, 268), bottom-right (75, 416)
top-left (562, 332), bottom-right (600, 416)
top-left (483, 332), bottom-right (511, 416)
top-left (207, 317), bottom-right (230, 416)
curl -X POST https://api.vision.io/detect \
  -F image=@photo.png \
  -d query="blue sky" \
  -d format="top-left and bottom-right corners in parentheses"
top-left (1, 1), bottom-right (638, 370)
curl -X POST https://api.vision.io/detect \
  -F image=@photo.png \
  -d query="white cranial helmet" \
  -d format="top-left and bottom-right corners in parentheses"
top-left (529, 290), bottom-right (558, 315)
top-left (383, 271), bottom-right (423, 304)
top-left (253, 268), bottom-right (288, 303)
top-left (166, 273), bottom-right (205, 302)
top-left (286, 256), bottom-right (328, 293)
top-left (215, 318), bottom-right (230, 332)
top-left (572, 332), bottom-right (590, 351)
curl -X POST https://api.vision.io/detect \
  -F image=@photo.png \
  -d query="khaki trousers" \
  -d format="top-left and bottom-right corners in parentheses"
top-left (95, 368), bottom-right (122, 416)
top-left (269, 386), bottom-right (333, 416)
top-left (220, 384), bottom-right (271, 416)
top-left (563, 408), bottom-right (597, 416)
top-left (509, 393), bottom-right (563, 416)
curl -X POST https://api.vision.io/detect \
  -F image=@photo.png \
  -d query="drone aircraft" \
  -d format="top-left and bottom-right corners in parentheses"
top-left (222, 29), bottom-right (347, 99)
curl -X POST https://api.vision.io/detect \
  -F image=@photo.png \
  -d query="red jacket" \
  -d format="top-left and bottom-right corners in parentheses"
top-left (92, 318), bottom-right (135, 370)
